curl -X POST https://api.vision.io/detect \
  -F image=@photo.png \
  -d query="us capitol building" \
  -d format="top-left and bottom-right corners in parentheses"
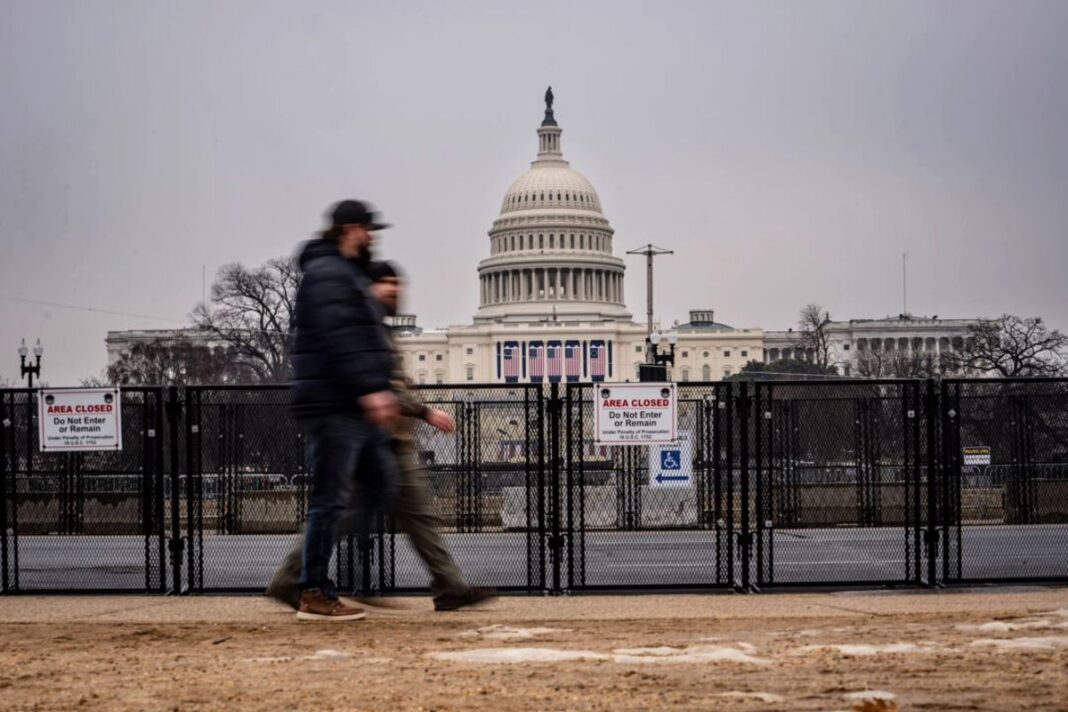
top-left (106, 90), bottom-right (978, 384)
top-left (390, 90), bottom-right (763, 385)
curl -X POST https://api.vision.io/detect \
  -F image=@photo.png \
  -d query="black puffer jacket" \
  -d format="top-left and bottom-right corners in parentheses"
top-left (289, 240), bottom-right (394, 418)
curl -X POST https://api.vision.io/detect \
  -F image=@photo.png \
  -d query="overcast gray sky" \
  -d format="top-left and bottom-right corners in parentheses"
top-left (2, 0), bottom-right (1067, 386)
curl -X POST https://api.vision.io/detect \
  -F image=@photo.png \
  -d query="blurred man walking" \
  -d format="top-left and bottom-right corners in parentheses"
top-left (269, 261), bottom-right (495, 612)
top-left (287, 200), bottom-right (398, 621)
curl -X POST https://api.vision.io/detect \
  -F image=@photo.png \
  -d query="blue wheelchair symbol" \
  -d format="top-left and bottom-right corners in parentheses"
top-left (660, 450), bottom-right (681, 470)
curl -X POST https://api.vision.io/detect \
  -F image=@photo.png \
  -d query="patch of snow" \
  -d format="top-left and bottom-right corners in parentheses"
top-left (613, 646), bottom-right (685, 656)
top-left (457, 624), bottom-right (570, 641)
top-left (431, 648), bottom-right (607, 664)
top-left (430, 644), bottom-right (770, 665)
top-left (304, 649), bottom-right (350, 660)
top-left (795, 643), bottom-right (941, 656)
top-left (719, 691), bottom-right (786, 703)
top-left (844, 690), bottom-right (897, 701)
top-left (956, 619), bottom-right (1063, 632)
top-left (970, 636), bottom-right (1068, 651)
top-left (611, 645), bottom-right (769, 665)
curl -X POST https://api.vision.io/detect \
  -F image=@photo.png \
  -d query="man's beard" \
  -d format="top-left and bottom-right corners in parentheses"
top-left (353, 243), bottom-right (374, 269)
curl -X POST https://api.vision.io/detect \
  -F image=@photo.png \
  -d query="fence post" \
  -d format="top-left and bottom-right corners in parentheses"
top-left (924, 379), bottom-right (940, 587)
top-left (1, 391), bottom-right (9, 593)
top-left (166, 386), bottom-right (184, 594)
top-left (737, 381), bottom-right (753, 592)
top-left (547, 382), bottom-right (563, 595)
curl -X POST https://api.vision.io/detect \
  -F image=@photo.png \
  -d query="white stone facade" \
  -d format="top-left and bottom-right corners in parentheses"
top-left (764, 316), bottom-right (979, 375)
top-left (104, 329), bottom-right (220, 366)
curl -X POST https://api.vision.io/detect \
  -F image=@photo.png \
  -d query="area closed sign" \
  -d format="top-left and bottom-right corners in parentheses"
top-left (38, 388), bottom-right (123, 452)
top-left (594, 382), bottom-right (677, 444)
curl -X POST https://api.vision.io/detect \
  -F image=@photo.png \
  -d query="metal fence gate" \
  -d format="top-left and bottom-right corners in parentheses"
top-left (1, 387), bottom-right (166, 592)
top-left (751, 381), bottom-right (926, 588)
top-left (562, 383), bottom-right (736, 591)
top-left (2, 378), bottom-right (1066, 594)
top-left (940, 379), bottom-right (1068, 583)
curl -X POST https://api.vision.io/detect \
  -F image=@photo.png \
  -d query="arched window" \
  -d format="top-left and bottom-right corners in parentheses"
top-left (540, 193), bottom-right (545, 201)
top-left (681, 368), bottom-right (690, 382)
top-left (702, 365), bottom-right (711, 381)
top-left (570, 234), bottom-right (575, 248)
top-left (539, 234), bottom-right (544, 249)
top-left (549, 234), bottom-right (555, 248)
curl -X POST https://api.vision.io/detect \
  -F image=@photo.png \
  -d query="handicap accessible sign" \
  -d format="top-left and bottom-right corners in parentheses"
top-left (649, 431), bottom-right (692, 488)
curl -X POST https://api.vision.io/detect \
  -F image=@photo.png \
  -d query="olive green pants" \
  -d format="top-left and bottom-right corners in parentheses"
top-left (269, 457), bottom-right (467, 599)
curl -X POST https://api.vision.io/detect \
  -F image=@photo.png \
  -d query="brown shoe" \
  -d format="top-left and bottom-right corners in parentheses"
top-left (434, 586), bottom-right (498, 612)
top-left (296, 590), bottom-right (367, 621)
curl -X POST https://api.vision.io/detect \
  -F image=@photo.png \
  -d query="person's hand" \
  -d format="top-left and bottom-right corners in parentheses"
top-left (425, 408), bottom-right (456, 433)
top-left (359, 390), bottom-right (399, 426)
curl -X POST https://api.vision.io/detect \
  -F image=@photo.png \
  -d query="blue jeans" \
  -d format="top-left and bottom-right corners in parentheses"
top-left (298, 413), bottom-right (397, 595)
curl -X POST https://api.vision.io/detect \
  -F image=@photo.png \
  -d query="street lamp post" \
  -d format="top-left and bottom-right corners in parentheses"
top-left (639, 327), bottom-right (678, 382)
top-left (18, 338), bottom-right (43, 388)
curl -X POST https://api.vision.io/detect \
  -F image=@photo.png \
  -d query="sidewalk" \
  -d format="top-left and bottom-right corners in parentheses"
top-left (1, 584), bottom-right (1064, 624)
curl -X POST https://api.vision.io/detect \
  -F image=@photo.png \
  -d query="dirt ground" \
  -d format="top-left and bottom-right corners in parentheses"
top-left (0, 588), bottom-right (1065, 711)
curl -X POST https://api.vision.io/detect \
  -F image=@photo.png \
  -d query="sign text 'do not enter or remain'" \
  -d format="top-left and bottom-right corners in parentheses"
top-left (38, 388), bottom-right (123, 452)
top-left (594, 382), bottom-right (677, 444)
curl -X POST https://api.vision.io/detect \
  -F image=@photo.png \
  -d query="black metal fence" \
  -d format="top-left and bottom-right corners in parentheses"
top-left (2, 379), bottom-right (1066, 595)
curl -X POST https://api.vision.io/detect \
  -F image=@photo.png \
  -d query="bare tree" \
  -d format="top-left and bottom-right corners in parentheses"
top-left (191, 258), bottom-right (299, 383)
top-left (943, 315), bottom-right (1068, 377)
top-left (106, 339), bottom-right (242, 386)
top-left (853, 349), bottom-right (944, 379)
top-left (797, 303), bottom-right (833, 368)
top-left (729, 358), bottom-right (840, 381)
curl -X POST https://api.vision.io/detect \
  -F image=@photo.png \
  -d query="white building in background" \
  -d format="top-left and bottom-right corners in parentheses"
top-left (392, 91), bottom-right (763, 385)
top-left (104, 92), bottom-right (984, 384)
top-left (104, 328), bottom-right (222, 366)
top-left (764, 315), bottom-right (978, 376)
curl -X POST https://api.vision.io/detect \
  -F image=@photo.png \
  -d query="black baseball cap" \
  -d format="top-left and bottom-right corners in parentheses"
top-left (329, 199), bottom-right (391, 230)
top-left (367, 260), bottom-right (403, 282)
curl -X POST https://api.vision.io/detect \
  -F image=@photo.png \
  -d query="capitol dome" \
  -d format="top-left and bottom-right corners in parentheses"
top-left (474, 89), bottom-right (631, 324)
top-left (499, 166), bottom-right (603, 215)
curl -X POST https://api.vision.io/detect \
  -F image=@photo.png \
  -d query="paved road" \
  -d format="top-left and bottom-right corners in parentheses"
top-left (5, 525), bottom-right (1066, 591)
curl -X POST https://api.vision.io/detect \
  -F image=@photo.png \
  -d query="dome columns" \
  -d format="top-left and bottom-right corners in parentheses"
top-left (479, 266), bottom-right (624, 306)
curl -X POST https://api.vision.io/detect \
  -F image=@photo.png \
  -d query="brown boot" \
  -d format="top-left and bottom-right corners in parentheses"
top-left (296, 590), bottom-right (367, 621)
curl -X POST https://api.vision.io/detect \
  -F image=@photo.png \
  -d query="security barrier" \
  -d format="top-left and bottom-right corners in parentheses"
top-left (2, 379), bottom-right (1065, 593)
